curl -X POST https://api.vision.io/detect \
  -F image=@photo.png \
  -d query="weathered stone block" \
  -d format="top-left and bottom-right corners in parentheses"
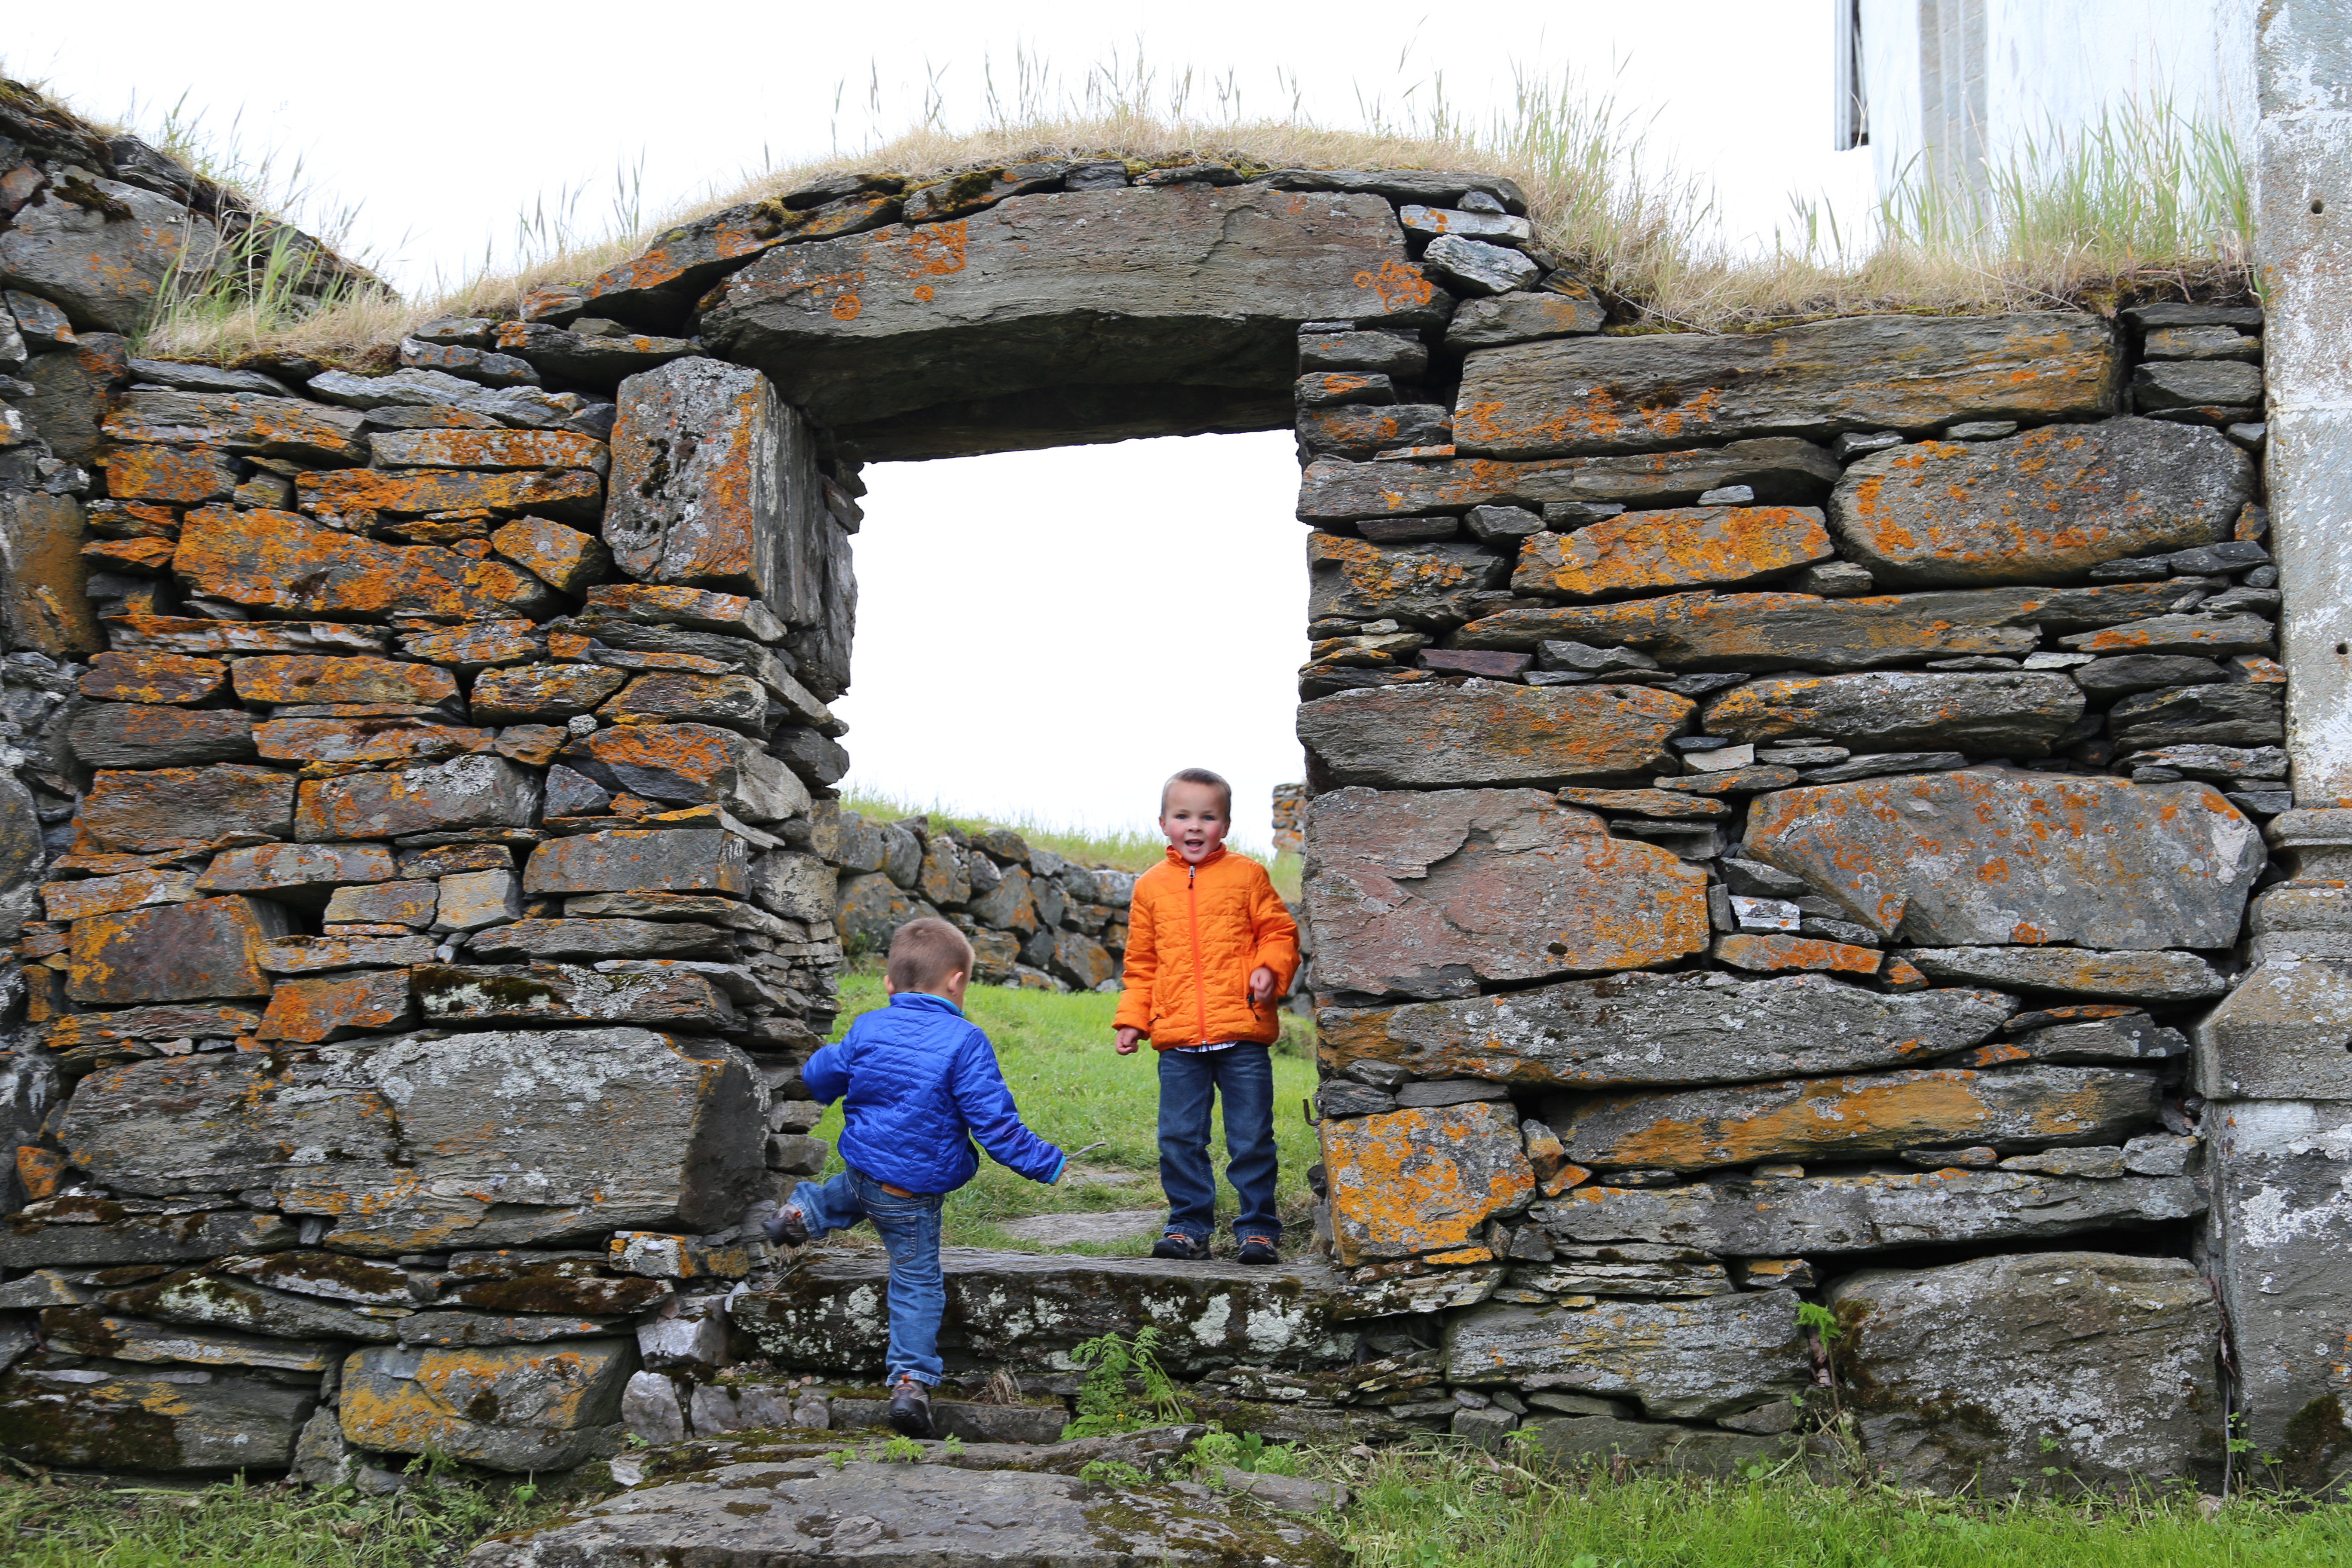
top-left (67, 704), bottom-right (257, 767)
top-left (40, 867), bottom-right (196, 922)
top-left (339, 1340), bottom-right (632, 1472)
top-left (0, 179), bottom-right (218, 333)
top-left (1298, 683), bottom-right (1691, 787)
top-left (1902, 946), bottom-right (2229, 1001)
top-left (1319, 972), bottom-right (2008, 1087)
top-left (1454, 314), bottom-right (2115, 458)
top-left (195, 842), bottom-right (396, 900)
top-left (563, 724), bottom-right (808, 821)
top-left (1512, 506), bottom-right (1833, 597)
top-left (322, 880), bottom-right (438, 927)
top-left (1303, 788), bottom-right (1709, 1001)
top-left (258, 969), bottom-right (416, 1043)
top-left (1298, 441), bottom-right (1843, 524)
top-left (295, 467), bottom-right (602, 524)
top-left (1321, 1102), bottom-right (1533, 1264)
top-left (489, 516), bottom-right (608, 594)
top-left (1742, 770), bottom-right (2261, 947)
top-left (67, 894), bottom-right (294, 1004)
top-left (523, 830), bottom-right (751, 896)
top-left (1537, 1167), bottom-right (2204, 1256)
top-left (77, 651), bottom-right (227, 705)
top-left (0, 1207), bottom-right (297, 1269)
top-left (0, 1362), bottom-right (313, 1472)
top-left (2059, 612), bottom-right (2275, 655)
top-left (229, 655), bottom-right (457, 707)
top-left (103, 389), bottom-right (368, 464)
top-left (174, 506), bottom-right (556, 620)
top-left (412, 963), bottom-right (736, 1029)
top-left (835, 871), bottom-right (940, 952)
top-left (79, 764), bottom-right (291, 851)
top-left (60, 1052), bottom-right (393, 1194)
top-left (469, 918), bottom-right (736, 963)
top-left (1827, 1253), bottom-right (2221, 1492)
top-left (253, 717), bottom-right (492, 765)
top-left (40, 1308), bottom-right (339, 1372)
top-left (1307, 534), bottom-right (1511, 625)
top-left (1703, 672), bottom-right (2084, 754)
top-left (1712, 934), bottom-right (1883, 975)
top-left (105, 443), bottom-right (239, 502)
top-left (2108, 683), bottom-right (2285, 749)
top-left (368, 427), bottom-right (607, 472)
top-left (1446, 1290), bottom-right (1810, 1418)
top-left (1547, 1065), bottom-right (2160, 1173)
top-left (294, 755), bottom-right (541, 841)
top-left (1828, 420), bottom-right (2251, 587)
top-left (2197, 958), bottom-right (2352, 1100)
top-left (471, 663), bottom-right (628, 723)
top-left (599, 672), bottom-right (768, 735)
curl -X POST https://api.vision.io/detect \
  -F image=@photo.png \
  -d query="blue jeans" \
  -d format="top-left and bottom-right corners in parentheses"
top-left (1157, 1045), bottom-right (1280, 1244)
top-left (791, 1168), bottom-right (946, 1386)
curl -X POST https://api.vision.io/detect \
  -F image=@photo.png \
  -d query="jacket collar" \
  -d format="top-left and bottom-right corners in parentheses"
top-left (889, 990), bottom-right (965, 1018)
top-left (1164, 845), bottom-right (1228, 871)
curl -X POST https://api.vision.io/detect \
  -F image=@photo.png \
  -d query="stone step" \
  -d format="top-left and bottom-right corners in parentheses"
top-left (732, 1247), bottom-right (1357, 1378)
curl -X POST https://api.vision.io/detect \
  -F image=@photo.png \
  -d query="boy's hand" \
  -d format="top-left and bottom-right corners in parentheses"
top-left (1115, 1026), bottom-right (1144, 1055)
top-left (1248, 965), bottom-right (1280, 1005)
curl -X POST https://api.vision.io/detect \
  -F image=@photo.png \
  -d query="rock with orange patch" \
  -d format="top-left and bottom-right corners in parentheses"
top-left (1298, 402), bottom-right (1452, 459)
top-left (196, 841), bottom-right (397, 900)
top-left (67, 894), bottom-right (294, 1004)
top-left (293, 755), bottom-right (541, 841)
top-left (598, 671), bottom-right (768, 736)
top-left (1711, 934), bottom-right (1885, 975)
top-left (1305, 787), bottom-right (1710, 1001)
top-left (1830, 419), bottom-right (2251, 587)
top-left (561, 723), bottom-right (810, 822)
top-left (581, 188), bottom-right (897, 326)
top-left (77, 651), bottom-right (227, 705)
top-left (102, 389), bottom-right (367, 464)
top-left (1513, 506), bottom-right (1834, 597)
top-left (472, 663), bottom-right (628, 723)
top-left (607, 359), bottom-right (829, 614)
top-left (273, 1027), bottom-right (764, 1253)
top-left (1902, 945), bottom-right (2230, 1001)
top-left (1546, 1063), bottom-right (2160, 1174)
top-left (1321, 1102), bottom-right (1534, 1264)
top-left (1742, 769), bottom-right (2261, 948)
top-left (1308, 533), bottom-right (1512, 625)
top-left (1299, 683), bottom-right (1691, 788)
top-left (59, 1052), bottom-right (395, 1194)
top-left (522, 829), bottom-right (752, 897)
top-left (0, 1363), bottom-right (315, 1472)
top-left (254, 717), bottom-right (494, 765)
top-left (104, 443), bottom-right (237, 502)
top-left (369, 427), bottom-right (609, 474)
top-left (0, 491), bottom-right (102, 658)
top-left (701, 185), bottom-right (1426, 456)
top-left (39, 867), bottom-right (196, 922)
top-left (0, 181), bottom-right (220, 334)
top-left (1296, 440), bottom-right (1841, 523)
top-left (338, 1339), bottom-right (634, 1471)
top-left (1443, 1289), bottom-right (1809, 1418)
top-left (258, 969), bottom-right (416, 1043)
top-left (78, 764), bottom-right (291, 851)
top-left (101, 616), bottom-right (393, 656)
top-left (294, 467), bottom-right (602, 524)
top-left (173, 506), bottom-right (557, 620)
top-left (488, 516), bottom-right (609, 594)
top-left (229, 655), bottom-right (459, 708)
top-left (1318, 971), bottom-right (2009, 1087)
top-left (1454, 313), bottom-right (2115, 459)
top-left (1703, 671), bottom-right (2084, 754)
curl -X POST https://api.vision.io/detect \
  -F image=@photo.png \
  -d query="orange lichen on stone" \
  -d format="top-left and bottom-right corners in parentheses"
top-left (1712, 933), bottom-right (1884, 975)
top-left (230, 655), bottom-right (458, 707)
top-left (367, 429), bottom-right (609, 472)
top-left (294, 469), bottom-right (602, 524)
top-left (1320, 1101), bottom-right (1533, 1265)
top-left (66, 895), bottom-right (288, 1004)
top-left (39, 868), bottom-right (197, 923)
top-left (1513, 505), bottom-right (1834, 597)
top-left (104, 444), bottom-right (237, 503)
top-left (15, 1146), bottom-right (65, 1201)
top-left (257, 970), bottom-right (415, 1044)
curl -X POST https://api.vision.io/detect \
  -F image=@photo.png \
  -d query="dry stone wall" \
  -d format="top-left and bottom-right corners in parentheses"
top-left (0, 86), bottom-right (2339, 1494)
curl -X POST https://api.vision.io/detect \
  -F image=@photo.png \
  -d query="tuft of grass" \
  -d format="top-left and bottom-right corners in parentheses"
top-left (800, 971), bottom-right (1319, 1255)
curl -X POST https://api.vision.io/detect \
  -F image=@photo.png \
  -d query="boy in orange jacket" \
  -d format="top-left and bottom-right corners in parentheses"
top-left (1114, 767), bottom-right (1299, 1264)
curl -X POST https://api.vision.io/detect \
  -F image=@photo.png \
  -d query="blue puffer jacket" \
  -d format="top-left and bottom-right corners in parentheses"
top-left (802, 991), bottom-right (1065, 1195)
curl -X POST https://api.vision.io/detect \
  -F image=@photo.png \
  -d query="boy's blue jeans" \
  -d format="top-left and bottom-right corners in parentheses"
top-left (790, 1168), bottom-right (946, 1386)
top-left (1157, 1044), bottom-right (1280, 1244)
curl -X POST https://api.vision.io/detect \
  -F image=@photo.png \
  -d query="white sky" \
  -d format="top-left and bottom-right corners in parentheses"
top-left (11, 1), bottom-right (1874, 854)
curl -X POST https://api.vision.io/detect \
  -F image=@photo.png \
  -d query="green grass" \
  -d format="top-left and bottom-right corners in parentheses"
top-left (800, 971), bottom-right (1320, 1255)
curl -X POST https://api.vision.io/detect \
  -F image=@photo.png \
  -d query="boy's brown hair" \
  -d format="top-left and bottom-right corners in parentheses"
top-left (887, 917), bottom-right (974, 993)
top-left (1160, 766), bottom-right (1233, 815)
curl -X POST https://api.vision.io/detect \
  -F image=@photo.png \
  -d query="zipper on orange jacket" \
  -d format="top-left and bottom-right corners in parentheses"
top-left (1186, 862), bottom-right (1210, 1045)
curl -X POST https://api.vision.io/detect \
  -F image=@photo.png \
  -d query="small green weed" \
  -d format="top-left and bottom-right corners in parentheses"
top-left (879, 1433), bottom-right (922, 1463)
top-left (1195, 1425), bottom-right (1298, 1478)
top-left (1060, 1327), bottom-right (1191, 1439)
top-left (1077, 1458), bottom-right (1150, 1489)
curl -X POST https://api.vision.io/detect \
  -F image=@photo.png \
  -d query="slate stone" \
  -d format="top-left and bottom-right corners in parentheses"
top-left (0, 1361), bottom-right (314, 1472)
top-left (103, 389), bottom-right (368, 465)
top-left (702, 185), bottom-right (1421, 441)
top-left (254, 717), bottom-right (492, 766)
top-left (2193, 956), bottom-right (2352, 1100)
top-left (1445, 1290), bottom-right (1810, 1419)
top-left (297, 468), bottom-right (602, 526)
top-left (1298, 682), bottom-right (1690, 787)
top-left (1306, 534), bottom-right (1511, 625)
top-left (1297, 403), bottom-right (1451, 459)
top-left (294, 755), bottom-right (542, 840)
top-left (1319, 972), bottom-right (2008, 1088)
top-left (79, 764), bottom-right (293, 851)
top-left (1742, 770), bottom-right (2261, 947)
top-left (2002, 1015), bottom-right (2188, 1065)
top-left (1827, 1253), bottom-right (2221, 1492)
top-left (1546, 1064), bottom-right (2160, 1173)
top-left (411, 963), bottom-right (735, 1029)
top-left (1455, 313), bottom-right (2114, 458)
top-left (340, 1340), bottom-right (631, 1471)
top-left (40, 1307), bottom-right (339, 1372)
top-left (0, 179), bottom-right (217, 333)
top-left (2107, 683), bottom-right (2285, 749)
top-left (1702, 672), bottom-right (2084, 754)
top-left (1302, 787), bottom-right (1709, 1001)
top-left (61, 1052), bottom-right (395, 1196)
top-left (66, 894), bottom-right (294, 1004)
top-left (2133, 358), bottom-right (2263, 409)
top-left (258, 969), bottom-right (417, 1043)
top-left (1295, 439), bottom-right (1841, 523)
top-left (101, 1270), bottom-right (401, 1341)
top-left (1421, 233), bottom-right (1539, 294)
top-left (836, 872), bottom-right (941, 952)
top-left (2074, 653), bottom-right (2226, 696)
top-left (472, 664), bottom-right (628, 723)
top-left (2058, 611), bottom-right (2275, 655)
top-left (1900, 946), bottom-right (2229, 1001)
top-left (1298, 329), bottom-right (1429, 375)
top-left (174, 506), bottom-right (557, 621)
top-left (1322, 1102), bottom-right (1533, 1263)
top-left (216, 1251), bottom-right (413, 1305)
top-left (1829, 419), bottom-right (2251, 587)
top-left (229, 654), bottom-right (456, 707)
top-left (1512, 506), bottom-right (1833, 597)
top-left (467, 918), bottom-right (736, 963)
top-left (196, 842), bottom-right (396, 900)
top-left (1507, 1246), bottom-right (1734, 1299)
top-left (1443, 288), bottom-right (1605, 348)
top-left (77, 650), bottom-right (229, 705)
top-left (1535, 1167), bottom-right (2204, 1255)
top-left (562, 724), bottom-right (810, 822)
top-left (597, 672), bottom-right (768, 736)
top-left (0, 1207), bottom-right (297, 1269)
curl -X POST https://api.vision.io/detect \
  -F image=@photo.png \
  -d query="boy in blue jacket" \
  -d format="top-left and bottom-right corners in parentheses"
top-left (763, 916), bottom-right (1066, 1438)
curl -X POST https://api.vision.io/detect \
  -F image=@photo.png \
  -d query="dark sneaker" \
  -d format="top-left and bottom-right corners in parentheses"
top-left (888, 1375), bottom-right (935, 1439)
top-left (1151, 1231), bottom-right (1206, 1260)
top-left (762, 1204), bottom-right (809, 1246)
top-left (1238, 1234), bottom-right (1280, 1265)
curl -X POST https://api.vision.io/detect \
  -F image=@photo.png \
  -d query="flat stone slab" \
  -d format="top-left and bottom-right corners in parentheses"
top-left (1445, 1290), bottom-right (1810, 1419)
top-left (1297, 682), bottom-right (1692, 788)
top-left (732, 1248), bottom-right (1357, 1377)
top-left (469, 1452), bottom-right (1341, 1568)
top-left (995, 1209), bottom-right (1166, 1245)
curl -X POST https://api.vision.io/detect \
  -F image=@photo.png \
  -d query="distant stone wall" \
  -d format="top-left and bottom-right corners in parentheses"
top-left (0, 75), bottom-right (2339, 1494)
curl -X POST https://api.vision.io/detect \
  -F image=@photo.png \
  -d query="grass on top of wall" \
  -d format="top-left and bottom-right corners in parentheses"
top-left (92, 47), bottom-right (2250, 366)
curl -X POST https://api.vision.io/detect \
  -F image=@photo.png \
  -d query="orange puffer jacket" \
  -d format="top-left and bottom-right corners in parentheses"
top-left (1115, 846), bottom-right (1300, 1048)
